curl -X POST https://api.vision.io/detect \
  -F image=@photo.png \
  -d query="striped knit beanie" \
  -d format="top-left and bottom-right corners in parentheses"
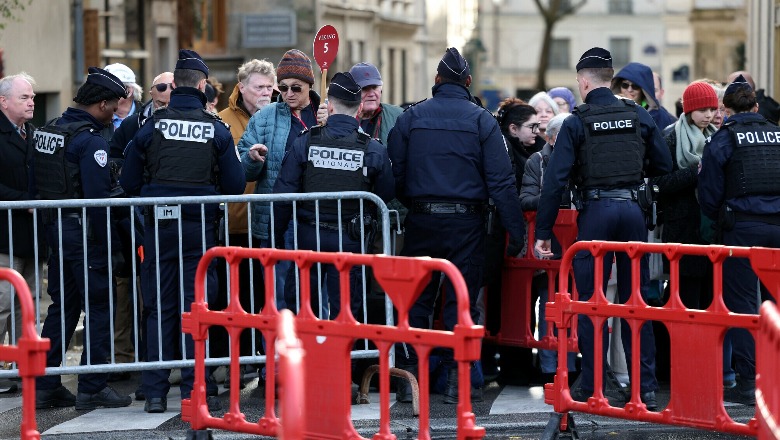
top-left (277, 49), bottom-right (315, 85)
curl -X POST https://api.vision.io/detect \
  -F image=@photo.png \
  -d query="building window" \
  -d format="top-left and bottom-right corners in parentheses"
top-left (608, 0), bottom-right (633, 15)
top-left (610, 37), bottom-right (631, 68)
top-left (549, 38), bottom-right (570, 69)
top-left (193, 0), bottom-right (226, 53)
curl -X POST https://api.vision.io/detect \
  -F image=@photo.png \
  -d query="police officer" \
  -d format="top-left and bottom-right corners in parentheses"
top-left (272, 71), bottom-right (394, 319)
top-left (387, 48), bottom-right (526, 404)
top-left (121, 49), bottom-right (245, 413)
top-left (33, 67), bottom-right (133, 410)
top-left (698, 75), bottom-right (780, 406)
top-left (534, 47), bottom-right (672, 411)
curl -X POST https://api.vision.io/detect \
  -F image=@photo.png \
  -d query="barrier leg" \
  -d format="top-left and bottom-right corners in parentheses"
top-left (541, 412), bottom-right (579, 440)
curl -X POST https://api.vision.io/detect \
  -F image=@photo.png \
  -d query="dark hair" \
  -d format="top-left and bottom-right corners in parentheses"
top-left (438, 75), bottom-right (469, 86)
top-left (723, 87), bottom-right (757, 114)
top-left (73, 82), bottom-right (121, 106)
top-left (174, 68), bottom-right (206, 88)
top-left (496, 97), bottom-right (536, 133)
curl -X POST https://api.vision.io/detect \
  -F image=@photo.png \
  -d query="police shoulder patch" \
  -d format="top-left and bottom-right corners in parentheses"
top-left (94, 149), bottom-right (108, 167)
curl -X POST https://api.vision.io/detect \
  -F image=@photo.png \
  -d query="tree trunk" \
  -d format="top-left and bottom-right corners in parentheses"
top-left (536, 20), bottom-right (555, 91)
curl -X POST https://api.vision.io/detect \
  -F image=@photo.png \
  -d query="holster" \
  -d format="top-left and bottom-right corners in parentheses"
top-left (637, 183), bottom-right (658, 231)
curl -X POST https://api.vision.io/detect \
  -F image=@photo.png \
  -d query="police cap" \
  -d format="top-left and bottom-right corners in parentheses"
top-left (437, 47), bottom-right (470, 82)
top-left (725, 74), bottom-right (753, 98)
top-left (86, 67), bottom-right (129, 100)
top-left (328, 72), bottom-right (362, 102)
top-left (576, 47), bottom-right (612, 71)
top-left (175, 49), bottom-right (209, 77)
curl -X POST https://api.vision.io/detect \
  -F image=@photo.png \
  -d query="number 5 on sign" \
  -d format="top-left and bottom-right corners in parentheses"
top-left (313, 25), bottom-right (339, 99)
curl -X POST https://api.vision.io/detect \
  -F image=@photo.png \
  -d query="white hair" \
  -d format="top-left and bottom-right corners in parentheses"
top-left (127, 82), bottom-right (143, 102)
top-left (528, 91), bottom-right (560, 116)
top-left (546, 112), bottom-right (571, 138)
top-left (0, 72), bottom-right (35, 97)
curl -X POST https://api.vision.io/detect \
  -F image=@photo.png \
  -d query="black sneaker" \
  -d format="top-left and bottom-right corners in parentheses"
top-left (36, 385), bottom-right (76, 409)
top-left (570, 387), bottom-right (626, 407)
top-left (207, 395), bottom-right (221, 412)
top-left (641, 391), bottom-right (658, 411)
top-left (144, 397), bottom-right (167, 413)
top-left (134, 386), bottom-right (145, 401)
top-left (75, 386), bottom-right (132, 410)
top-left (724, 378), bottom-right (755, 406)
top-left (0, 379), bottom-right (18, 393)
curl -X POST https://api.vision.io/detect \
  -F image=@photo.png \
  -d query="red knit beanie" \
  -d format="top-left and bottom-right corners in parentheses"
top-left (276, 49), bottom-right (315, 85)
top-left (682, 82), bottom-right (718, 114)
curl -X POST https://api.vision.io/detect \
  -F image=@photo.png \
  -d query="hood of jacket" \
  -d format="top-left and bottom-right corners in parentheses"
top-left (611, 62), bottom-right (660, 111)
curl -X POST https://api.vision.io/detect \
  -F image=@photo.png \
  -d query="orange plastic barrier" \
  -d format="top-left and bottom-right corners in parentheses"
top-left (544, 241), bottom-right (771, 437)
top-left (757, 301), bottom-right (780, 440)
top-left (181, 247), bottom-right (485, 440)
top-left (0, 268), bottom-right (50, 440)
top-left (276, 309), bottom-right (305, 440)
top-left (488, 209), bottom-right (578, 351)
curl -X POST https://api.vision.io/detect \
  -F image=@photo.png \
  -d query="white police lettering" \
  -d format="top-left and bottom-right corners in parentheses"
top-left (735, 131), bottom-right (780, 145)
top-left (155, 119), bottom-right (214, 143)
top-left (592, 120), bottom-right (633, 131)
top-left (33, 131), bottom-right (64, 154)
top-left (308, 145), bottom-right (363, 171)
top-left (94, 149), bottom-right (107, 167)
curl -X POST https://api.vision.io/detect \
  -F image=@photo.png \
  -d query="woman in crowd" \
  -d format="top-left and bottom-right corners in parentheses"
top-left (548, 87), bottom-right (576, 113)
top-left (528, 92), bottom-right (559, 150)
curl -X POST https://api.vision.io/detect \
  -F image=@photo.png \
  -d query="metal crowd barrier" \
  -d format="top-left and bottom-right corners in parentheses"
top-left (183, 247), bottom-right (485, 439)
top-left (0, 268), bottom-right (50, 440)
top-left (757, 301), bottom-right (780, 440)
top-left (0, 192), bottom-right (391, 380)
top-left (543, 241), bottom-right (773, 438)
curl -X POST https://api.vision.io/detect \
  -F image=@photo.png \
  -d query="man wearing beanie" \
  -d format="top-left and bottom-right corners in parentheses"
top-left (387, 47), bottom-right (526, 404)
top-left (272, 71), bottom-right (394, 321)
top-left (121, 49), bottom-right (245, 413)
top-left (699, 74), bottom-right (780, 406)
top-left (33, 67), bottom-right (133, 410)
top-left (238, 48), bottom-right (327, 309)
top-left (534, 47), bottom-right (671, 411)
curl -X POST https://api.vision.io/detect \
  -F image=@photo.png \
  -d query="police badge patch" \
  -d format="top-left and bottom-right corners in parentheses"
top-left (94, 149), bottom-right (108, 167)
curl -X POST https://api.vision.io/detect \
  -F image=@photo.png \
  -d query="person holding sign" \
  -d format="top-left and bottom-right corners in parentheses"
top-left (237, 49), bottom-right (327, 308)
top-left (271, 71), bottom-right (394, 319)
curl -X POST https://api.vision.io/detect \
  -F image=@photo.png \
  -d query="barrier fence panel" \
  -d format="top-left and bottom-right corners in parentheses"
top-left (757, 301), bottom-right (780, 440)
top-left (489, 209), bottom-right (578, 351)
top-left (182, 246), bottom-right (485, 440)
top-left (276, 308), bottom-right (305, 440)
top-left (0, 192), bottom-right (390, 383)
top-left (0, 268), bottom-right (50, 440)
top-left (544, 241), bottom-right (770, 437)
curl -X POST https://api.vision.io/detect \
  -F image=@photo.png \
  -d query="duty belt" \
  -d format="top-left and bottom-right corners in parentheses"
top-left (304, 219), bottom-right (344, 231)
top-left (582, 189), bottom-right (637, 201)
top-left (412, 202), bottom-right (485, 215)
top-left (734, 212), bottom-right (780, 226)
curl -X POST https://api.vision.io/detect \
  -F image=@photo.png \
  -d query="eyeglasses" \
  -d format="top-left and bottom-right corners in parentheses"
top-left (621, 81), bottom-right (639, 91)
top-left (523, 122), bottom-right (541, 133)
top-left (278, 84), bottom-right (303, 94)
top-left (153, 83), bottom-right (173, 92)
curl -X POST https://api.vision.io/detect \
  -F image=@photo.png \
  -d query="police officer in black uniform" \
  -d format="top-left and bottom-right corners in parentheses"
top-left (387, 48), bottom-right (526, 404)
top-left (272, 71), bottom-right (394, 319)
top-left (698, 75), bottom-right (780, 406)
top-left (33, 67), bottom-right (133, 410)
top-left (120, 49), bottom-right (245, 413)
top-left (534, 48), bottom-right (672, 410)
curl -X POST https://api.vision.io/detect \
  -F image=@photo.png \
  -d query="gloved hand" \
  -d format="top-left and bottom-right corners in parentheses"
top-left (506, 235), bottom-right (525, 258)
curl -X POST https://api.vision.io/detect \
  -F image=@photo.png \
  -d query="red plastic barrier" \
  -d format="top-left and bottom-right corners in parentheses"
top-left (181, 247), bottom-right (485, 440)
top-left (488, 209), bottom-right (578, 351)
top-left (0, 268), bottom-right (50, 440)
top-left (757, 301), bottom-right (780, 440)
top-left (277, 309), bottom-right (305, 440)
top-left (544, 241), bottom-right (769, 436)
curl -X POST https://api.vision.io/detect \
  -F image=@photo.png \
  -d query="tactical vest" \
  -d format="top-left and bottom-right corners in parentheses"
top-left (724, 119), bottom-right (780, 199)
top-left (145, 107), bottom-right (218, 186)
top-left (574, 100), bottom-right (645, 189)
top-left (302, 126), bottom-right (372, 217)
top-left (33, 119), bottom-right (93, 200)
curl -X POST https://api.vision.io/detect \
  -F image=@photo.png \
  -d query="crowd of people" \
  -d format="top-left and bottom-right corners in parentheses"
top-left (0, 41), bottom-right (777, 415)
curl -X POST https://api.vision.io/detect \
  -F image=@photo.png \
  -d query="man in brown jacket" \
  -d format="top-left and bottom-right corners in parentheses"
top-left (213, 59), bottom-right (277, 388)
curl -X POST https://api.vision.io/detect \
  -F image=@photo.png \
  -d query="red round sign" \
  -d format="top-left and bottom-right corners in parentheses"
top-left (313, 25), bottom-right (339, 71)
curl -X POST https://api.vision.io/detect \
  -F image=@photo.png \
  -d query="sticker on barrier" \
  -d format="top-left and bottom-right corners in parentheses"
top-left (181, 246), bottom-right (485, 440)
top-left (543, 241), bottom-right (775, 438)
top-left (0, 268), bottom-right (50, 440)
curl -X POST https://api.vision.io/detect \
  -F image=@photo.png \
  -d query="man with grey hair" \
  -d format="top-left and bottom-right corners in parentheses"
top-left (0, 73), bottom-right (39, 393)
